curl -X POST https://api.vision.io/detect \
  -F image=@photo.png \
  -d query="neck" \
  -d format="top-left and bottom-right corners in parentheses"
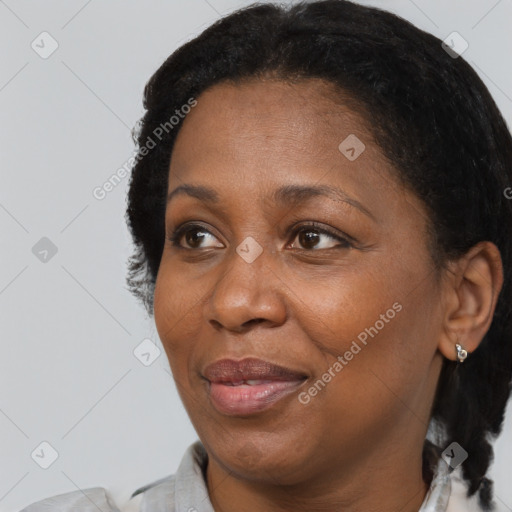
top-left (206, 439), bottom-right (430, 512)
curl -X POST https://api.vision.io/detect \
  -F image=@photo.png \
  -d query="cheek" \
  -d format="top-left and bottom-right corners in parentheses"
top-left (153, 259), bottom-right (207, 367)
top-left (293, 258), bottom-right (438, 396)
top-left (293, 265), bottom-right (401, 356)
top-left (307, 275), bottom-right (440, 423)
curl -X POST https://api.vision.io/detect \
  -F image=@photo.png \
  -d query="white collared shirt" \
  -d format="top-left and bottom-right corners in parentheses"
top-left (19, 440), bottom-right (509, 512)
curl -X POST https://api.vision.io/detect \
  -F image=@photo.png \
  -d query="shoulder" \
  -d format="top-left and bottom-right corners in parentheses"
top-left (19, 487), bottom-right (122, 511)
top-left (446, 468), bottom-right (509, 512)
top-left (132, 440), bottom-right (209, 512)
top-left (17, 479), bottom-right (176, 512)
top-left (18, 478), bottom-right (176, 512)
top-left (18, 476), bottom-right (178, 512)
top-left (19, 441), bottom-right (206, 512)
top-left (131, 474), bottom-right (177, 512)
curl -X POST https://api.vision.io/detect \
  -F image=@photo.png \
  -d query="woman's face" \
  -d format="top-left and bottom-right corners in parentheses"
top-left (153, 78), bottom-right (446, 484)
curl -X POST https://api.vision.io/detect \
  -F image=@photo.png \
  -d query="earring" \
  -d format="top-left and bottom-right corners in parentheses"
top-left (455, 343), bottom-right (468, 363)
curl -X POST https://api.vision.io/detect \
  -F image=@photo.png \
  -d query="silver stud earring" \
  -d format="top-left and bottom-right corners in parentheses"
top-left (455, 343), bottom-right (468, 363)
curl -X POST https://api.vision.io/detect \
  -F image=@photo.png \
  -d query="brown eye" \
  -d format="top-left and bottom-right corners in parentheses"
top-left (298, 229), bottom-right (322, 249)
top-left (184, 228), bottom-right (208, 248)
top-left (167, 224), bottom-right (223, 249)
top-left (289, 224), bottom-right (352, 250)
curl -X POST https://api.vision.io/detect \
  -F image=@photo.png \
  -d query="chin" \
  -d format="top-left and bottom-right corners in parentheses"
top-left (203, 432), bottom-right (313, 484)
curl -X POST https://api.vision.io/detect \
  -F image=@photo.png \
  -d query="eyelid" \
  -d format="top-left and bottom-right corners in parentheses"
top-left (167, 221), bottom-right (354, 250)
top-left (288, 221), bottom-right (355, 246)
top-left (167, 222), bottom-right (224, 249)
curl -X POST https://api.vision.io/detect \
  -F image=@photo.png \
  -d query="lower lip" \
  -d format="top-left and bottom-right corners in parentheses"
top-left (207, 379), bottom-right (305, 416)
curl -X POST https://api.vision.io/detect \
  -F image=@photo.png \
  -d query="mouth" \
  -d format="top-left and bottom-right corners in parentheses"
top-left (202, 357), bottom-right (308, 416)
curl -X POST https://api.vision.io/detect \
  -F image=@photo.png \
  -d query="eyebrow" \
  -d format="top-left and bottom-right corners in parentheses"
top-left (166, 183), bottom-right (375, 220)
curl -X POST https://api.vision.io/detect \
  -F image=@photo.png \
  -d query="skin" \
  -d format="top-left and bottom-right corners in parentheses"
top-left (152, 78), bottom-right (503, 512)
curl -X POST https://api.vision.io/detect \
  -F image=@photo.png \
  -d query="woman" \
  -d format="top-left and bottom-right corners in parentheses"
top-left (21, 0), bottom-right (512, 511)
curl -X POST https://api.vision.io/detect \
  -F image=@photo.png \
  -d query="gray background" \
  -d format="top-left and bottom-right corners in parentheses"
top-left (1, 1), bottom-right (511, 511)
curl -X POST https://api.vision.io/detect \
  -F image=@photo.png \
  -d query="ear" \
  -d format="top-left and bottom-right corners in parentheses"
top-left (438, 241), bottom-right (504, 361)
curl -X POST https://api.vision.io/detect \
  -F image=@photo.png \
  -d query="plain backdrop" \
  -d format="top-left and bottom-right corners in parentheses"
top-left (1, 1), bottom-right (511, 511)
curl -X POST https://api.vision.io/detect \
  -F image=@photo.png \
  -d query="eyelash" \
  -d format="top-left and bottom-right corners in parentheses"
top-left (166, 222), bottom-right (354, 251)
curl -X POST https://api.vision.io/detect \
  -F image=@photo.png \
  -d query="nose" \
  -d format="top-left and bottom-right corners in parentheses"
top-left (206, 243), bottom-right (288, 333)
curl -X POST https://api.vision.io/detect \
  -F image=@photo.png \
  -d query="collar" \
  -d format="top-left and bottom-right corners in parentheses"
top-left (418, 458), bottom-right (452, 512)
top-left (134, 441), bottom-right (454, 512)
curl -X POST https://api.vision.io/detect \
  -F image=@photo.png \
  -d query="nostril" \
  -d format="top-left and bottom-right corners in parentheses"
top-left (244, 318), bottom-right (266, 327)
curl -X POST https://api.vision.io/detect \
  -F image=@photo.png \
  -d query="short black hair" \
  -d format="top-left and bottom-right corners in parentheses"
top-left (125, 1), bottom-right (512, 508)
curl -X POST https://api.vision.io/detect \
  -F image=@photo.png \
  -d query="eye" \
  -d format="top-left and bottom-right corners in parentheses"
top-left (167, 222), bottom-right (353, 251)
top-left (288, 223), bottom-right (352, 250)
top-left (167, 223), bottom-right (223, 249)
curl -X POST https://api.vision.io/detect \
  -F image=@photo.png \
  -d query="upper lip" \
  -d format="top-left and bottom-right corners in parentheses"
top-left (203, 357), bottom-right (308, 383)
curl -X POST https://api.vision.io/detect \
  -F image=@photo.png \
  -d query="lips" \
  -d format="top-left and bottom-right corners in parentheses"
top-left (203, 357), bottom-right (307, 382)
top-left (202, 358), bottom-right (307, 415)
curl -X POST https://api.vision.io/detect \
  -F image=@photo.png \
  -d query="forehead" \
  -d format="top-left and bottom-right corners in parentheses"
top-left (168, 78), bottom-right (391, 189)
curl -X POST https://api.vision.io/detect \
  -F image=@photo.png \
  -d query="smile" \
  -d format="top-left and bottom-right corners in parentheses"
top-left (207, 379), bottom-right (306, 415)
